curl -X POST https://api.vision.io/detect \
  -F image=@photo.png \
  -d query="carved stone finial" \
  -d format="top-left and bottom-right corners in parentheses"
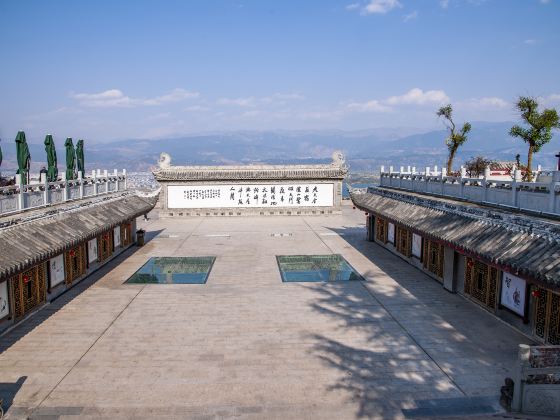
top-left (158, 152), bottom-right (171, 169)
top-left (331, 150), bottom-right (345, 166)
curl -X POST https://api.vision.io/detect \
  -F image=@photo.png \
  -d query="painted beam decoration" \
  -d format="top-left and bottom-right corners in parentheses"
top-left (168, 183), bottom-right (334, 209)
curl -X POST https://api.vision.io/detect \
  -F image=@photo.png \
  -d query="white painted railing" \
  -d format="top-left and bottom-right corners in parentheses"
top-left (379, 165), bottom-right (560, 215)
top-left (0, 169), bottom-right (127, 216)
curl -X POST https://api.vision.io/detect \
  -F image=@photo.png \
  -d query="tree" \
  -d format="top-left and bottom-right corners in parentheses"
top-left (464, 156), bottom-right (494, 178)
top-left (510, 96), bottom-right (560, 181)
top-left (437, 104), bottom-right (472, 174)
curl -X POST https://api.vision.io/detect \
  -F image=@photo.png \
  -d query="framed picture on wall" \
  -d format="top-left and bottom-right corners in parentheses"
top-left (0, 281), bottom-right (9, 319)
top-left (387, 222), bottom-right (395, 244)
top-left (500, 272), bottom-right (527, 317)
top-left (49, 254), bottom-right (65, 287)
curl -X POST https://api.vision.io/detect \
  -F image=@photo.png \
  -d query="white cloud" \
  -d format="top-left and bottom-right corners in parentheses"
top-left (524, 39), bottom-right (537, 45)
top-left (142, 88), bottom-right (199, 105)
top-left (217, 93), bottom-right (304, 107)
top-left (346, 3), bottom-right (360, 10)
top-left (403, 11), bottom-right (418, 22)
top-left (539, 93), bottom-right (560, 107)
top-left (386, 88), bottom-right (450, 105)
top-left (268, 92), bottom-right (305, 101)
top-left (185, 105), bottom-right (210, 112)
top-left (240, 110), bottom-right (262, 118)
top-left (71, 88), bottom-right (199, 107)
top-left (345, 100), bottom-right (392, 113)
top-left (217, 97), bottom-right (257, 107)
top-left (440, 0), bottom-right (450, 8)
top-left (343, 88), bottom-right (450, 115)
top-left (540, 0), bottom-right (550, 4)
top-left (362, 0), bottom-right (402, 14)
top-left (459, 97), bottom-right (509, 109)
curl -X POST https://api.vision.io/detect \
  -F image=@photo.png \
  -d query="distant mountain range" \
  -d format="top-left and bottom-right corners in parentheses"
top-left (1, 122), bottom-right (559, 174)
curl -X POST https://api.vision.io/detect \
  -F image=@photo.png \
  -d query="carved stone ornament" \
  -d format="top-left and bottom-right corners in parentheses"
top-left (331, 150), bottom-right (345, 166)
top-left (159, 152), bottom-right (171, 169)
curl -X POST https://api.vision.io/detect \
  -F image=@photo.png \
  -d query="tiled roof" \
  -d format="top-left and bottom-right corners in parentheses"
top-left (0, 193), bottom-right (157, 280)
top-left (153, 164), bottom-right (348, 181)
top-left (352, 188), bottom-right (560, 287)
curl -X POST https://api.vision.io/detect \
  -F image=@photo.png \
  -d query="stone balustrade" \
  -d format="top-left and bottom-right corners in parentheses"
top-left (511, 344), bottom-right (560, 416)
top-left (0, 169), bottom-right (127, 215)
top-left (379, 165), bottom-right (560, 215)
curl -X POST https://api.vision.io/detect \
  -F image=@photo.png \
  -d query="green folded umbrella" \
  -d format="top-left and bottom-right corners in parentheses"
top-left (64, 137), bottom-right (75, 180)
top-left (15, 131), bottom-right (31, 185)
top-left (44, 134), bottom-right (58, 182)
top-left (76, 139), bottom-right (85, 178)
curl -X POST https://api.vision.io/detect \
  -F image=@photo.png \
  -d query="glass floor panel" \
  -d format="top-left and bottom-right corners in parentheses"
top-left (125, 257), bottom-right (215, 284)
top-left (276, 254), bottom-right (363, 282)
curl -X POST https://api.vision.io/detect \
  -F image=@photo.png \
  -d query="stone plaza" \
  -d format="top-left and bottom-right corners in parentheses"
top-left (0, 203), bottom-right (532, 419)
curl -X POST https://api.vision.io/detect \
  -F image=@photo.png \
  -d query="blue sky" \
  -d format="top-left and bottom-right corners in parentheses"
top-left (0, 0), bottom-right (559, 142)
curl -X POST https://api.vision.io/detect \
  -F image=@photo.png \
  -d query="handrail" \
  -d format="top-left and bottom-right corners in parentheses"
top-left (377, 164), bottom-right (560, 215)
top-left (0, 169), bottom-right (127, 215)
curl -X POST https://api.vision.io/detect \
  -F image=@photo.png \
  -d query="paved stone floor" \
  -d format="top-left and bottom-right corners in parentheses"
top-left (0, 203), bottom-right (532, 419)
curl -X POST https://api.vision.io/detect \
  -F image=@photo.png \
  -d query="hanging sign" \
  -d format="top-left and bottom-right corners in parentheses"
top-left (500, 272), bottom-right (527, 316)
top-left (412, 233), bottom-right (422, 258)
top-left (387, 222), bottom-right (395, 244)
top-left (113, 226), bottom-right (121, 248)
top-left (88, 238), bottom-right (98, 263)
top-left (49, 254), bottom-right (65, 287)
top-left (0, 281), bottom-right (8, 319)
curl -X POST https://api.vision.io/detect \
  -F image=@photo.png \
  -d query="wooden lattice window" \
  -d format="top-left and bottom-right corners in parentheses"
top-left (464, 257), bottom-right (498, 310)
top-left (533, 287), bottom-right (560, 345)
top-left (12, 263), bottom-right (47, 320)
top-left (423, 240), bottom-right (444, 279)
top-left (396, 226), bottom-right (411, 257)
top-left (98, 231), bottom-right (113, 262)
top-left (121, 222), bottom-right (133, 246)
top-left (376, 218), bottom-right (386, 243)
top-left (65, 244), bottom-right (86, 285)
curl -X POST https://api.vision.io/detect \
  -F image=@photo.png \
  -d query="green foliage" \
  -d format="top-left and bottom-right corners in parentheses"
top-left (509, 96), bottom-right (560, 153)
top-left (437, 104), bottom-right (471, 172)
top-left (465, 156), bottom-right (494, 178)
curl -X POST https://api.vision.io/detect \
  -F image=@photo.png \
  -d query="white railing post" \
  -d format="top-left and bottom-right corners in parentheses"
top-left (459, 167), bottom-right (466, 199)
top-left (511, 344), bottom-right (530, 412)
top-left (412, 166), bottom-right (416, 175)
top-left (549, 171), bottom-right (560, 213)
top-left (61, 172), bottom-right (68, 202)
top-left (92, 170), bottom-right (98, 196)
top-left (483, 167), bottom-right (490, 202)
top-left (15, 174), bottom-right (24, 211)
top-left (512, 169), bottom-right (521, 208)
top-left (113, 169), bottom-right (119, 192)
top-left (43, 174), bottom-right (49, 206)
top-left (103, 170), bottom-right (108, 193)
top-left (78, 172), bottom-right (84, 199)
top-left (440, 168), bottom-right (447, 195)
